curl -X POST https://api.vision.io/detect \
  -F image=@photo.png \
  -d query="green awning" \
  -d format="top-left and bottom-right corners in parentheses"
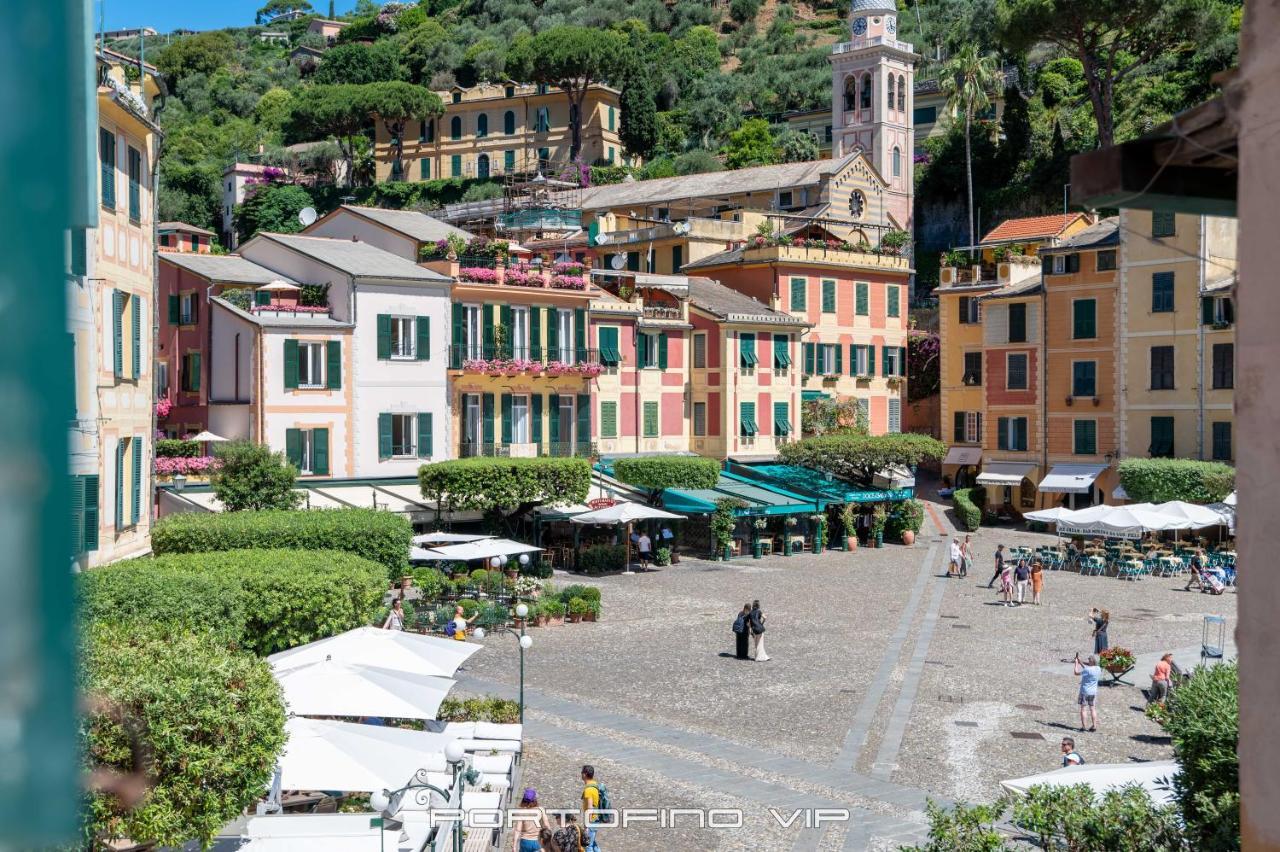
top-left (740, 418), bottom-right (758, 436)
top-left (775, 417), bottom-right (793, 435)
top-left (729, 462), bottom-right (914, 506)
top-left (599, 347), bottom-right (620, 365)
top-left (775, 349), bottom-right (792, 367)
top-left (658, 471), bottom-right (819, 517)
top-left (801, 390), bottom-right (829, 401)
top-left (740, 350), bottom-right (758, 367)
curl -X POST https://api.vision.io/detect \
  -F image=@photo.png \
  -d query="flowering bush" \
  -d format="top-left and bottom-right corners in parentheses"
top-left (155, 456), bottom-right (221, 477)
top-left (553, 262), bottom-right (585, 276)
top-left (1099, 647), bottom-right (1137, 671)
top-left (458, 267), bottom-right (499, 284)
top-left (155, 398), bottom-right (173, 420)
top-left (504, 266), bottom-right (542, 287)
top-left (551, 275), bottom-right (586, 290)
top-left (251, 304), bottom-right (329, 313)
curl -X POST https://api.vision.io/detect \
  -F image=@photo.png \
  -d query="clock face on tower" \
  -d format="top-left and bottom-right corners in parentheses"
top-left (849, 190), bottom-right (866, 219)
top-left (852, 16), bottom-right (867, 36)
top-left (886, 15), bottom-right (896, 34)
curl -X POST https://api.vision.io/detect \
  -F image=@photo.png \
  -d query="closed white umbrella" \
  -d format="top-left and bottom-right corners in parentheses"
top-left (420, 538), bottom-right (541, 562)
top-left (1000, 760), bottom-right (1179, 807)
top-left (1023, 507), bottom-right (1077, 524)
top-left (412, 531), bottom-right (494, 546)
top-left (273, 659), bottom-right (456, 720)
top-left (1224, 491), bottom-right (1237, 507)
top-left (269, 626), bottom-right (479, 678)
top-left (276, 717), bottom-right (453, 793)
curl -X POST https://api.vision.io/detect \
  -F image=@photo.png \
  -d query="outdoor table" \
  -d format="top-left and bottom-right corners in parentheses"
top-left (1160, 556), bottom-right (1183, 572)
top-left (760, 539), bottom-right (773, 555)
top-left (1083, 555), bottom-right (1107, 575)
top-left (1117, 559), bottom-right (1144, 580)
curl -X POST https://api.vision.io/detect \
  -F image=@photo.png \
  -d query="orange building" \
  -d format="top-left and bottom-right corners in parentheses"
top-left (158, 221), bottom-right (214, 253)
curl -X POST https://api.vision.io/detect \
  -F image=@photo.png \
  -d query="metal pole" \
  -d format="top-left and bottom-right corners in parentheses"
top-left (452, 762), bottom-right (463, 852)
top-left (518, 621), bottom-right (526, 723)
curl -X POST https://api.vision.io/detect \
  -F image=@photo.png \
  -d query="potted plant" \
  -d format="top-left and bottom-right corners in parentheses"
top-left (543, 598), bottom-right (565, 626)
top-left (711, 498), bottom-right (741, 561)
top-left (783, 516), bottom-right (797, 555)
top-left (751, 517), bottom-right (768, 559)
top-left (655, 546), bottom-right (672, 567)
top-left (840, 504), bottom-right (857, 551)
top-left (1099, 647), bottom-right (1137, 677)
top-left (871, 505), bottom-right (888, 548)
top-left (567, 597), bottom-right (588, 623)
top-left (811, 514), bottom-right (827, 555)
top-left (531, 601), bottom-right (549, 628)
top-left (584, 599), bottom-right (600, 622)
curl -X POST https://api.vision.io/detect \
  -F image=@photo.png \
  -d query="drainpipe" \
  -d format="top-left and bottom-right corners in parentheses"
top-left (1041, 286), bottom-right (1049, 508)
top-left (1196, 216), bottom-right (1206, 459)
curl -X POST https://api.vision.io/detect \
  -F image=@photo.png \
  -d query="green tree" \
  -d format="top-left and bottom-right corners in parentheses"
top-left (941, 44), bottom-right (1000, 253)
top-left (401, 19), bottom-right (461, 85)
top-left (672, 148), bottom-right (721, 175)
top-left (729, 0), bottom-right (762, 25)
top-left (775, 127), bottom-right (819, 163)
top-left (779, 433), bottom-right (946, 486)
top-left (505, 26), bottom-right (629, 159)
top-left (81, 623), bottom-right (286, 849)
top-left (419, 457), bottom-right (591, 537)
top-left (154, 31), bottom-right (236, 86)
top-left (287, 84), bottom-right (369, 186)
top-left (210, 440), bottom-right (304, 511)
top-left (362, 81), bottom-right (444, 177)
top-left (253, 87), bottom-right (295, 138)
top-left (313, 40), bottom-right (403, 85)
top-left (620, 75), bottom-right (660, 159)
top-left (997, 0), bottom-right (1222, 147)
top-left (1164, 662), bottom-right (1238, 849)
top-left (722, 117), bottom-right (781, 169)
top-left (256, 0), bottom-right (314, 25)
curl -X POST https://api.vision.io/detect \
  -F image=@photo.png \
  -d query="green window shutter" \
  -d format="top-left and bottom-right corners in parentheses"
top-left (1073, 299), bottom-right (1096, 339)
top-left (576, 394), bottom-right (590, 450)
top-left (482, 305), bottom-right (495, 358)
top-left (608, 105), bottom-right (615, 131)
top-left (548, 393), bottom-right (560, 445)
top-left (112, 290), bottom-right (124, 377)
top-left (740, 401), bottom-right (756, 436)
top-left (377, 415), bottom-right (392, 460)
top-left (849, 344), bottom-right (858, 374)
top-left (530, 307), bottom-right (542, 361)
top-left (834, 343), bottom-right (843, 374)
top-left (636, 332), bottom-right (648, 369)
top-left (191, 352), bottom-right (201, 392)
top-left (504, 149), bottom-right (515, 171)
top-left (899, 347), bottom-right (907, 377)
top-left (326, 340), bottom-right (341, 389)
top-left (254, 289), bottom-right (271, 306)
top-left (420, 158), bottom-right (430, 180)
top-left (881, 346), bottom-right (890, 376)
top-left (131, 437), bottom-right (142, 525)
top-left (887, 285), bottom-right (900, 318)
top-left (657, 332), bottom-right (668, 370)
top-left (70, 475), bottom-right (85, 556)
top-left (531, 395), bottom-right (543, 446)
top-left (501, 393), bottom-right (513, 444)
top-left (451, 154), bottom-right (461, 176)
top-left (774, 334), bottom-right (791, 368)
top-left (739, 333), bottom-right (757, 367)
top-left (312, 428), bottom-right (330, 475)
top-left (1201, 296), bottom-right (1215, 325)
top-left (599, 326), bottom-right (619, 365)
top-left (626, 251), bottom-right (640, 272)
top-left (790, 277), bottom-right (806, 311)
top-left (499, 305), bottom-right (514, 357)
top-left (1066, 253), bottom-right (1081, 274)
top-left (451, 303), bottom-right (464, 368)
top-left (482, 393), bottom-right (495, 445)
top-left (601, 401), bottom-right (617, 438)
top-left (856, 281), bottom-right (869, 316)
top-left (643, 401), bottom-right (659, 437)
top-left (100, 128), bottom-right (116, 207)
top-left (284, 339), bottom-right (299, 390)
top-left (803, 342), bottom-right (815, 375)
top-left (867, 345), bottom-right (876, 375)
top-left (821, 279), bottom-right (836, 312)
top-left (286, 428), bottom-right (303, 468)
top-left (574, 307), bottom-right (587, 363)
top-left (545, 307), bottom-right (558, 359)
top-left (377, 314), bottom-right (391, 359)
top-left (997, 417), bottom-right (1009, 451)
top-left (774, 401), bottom-right (790, 435)
top-left (168, 294), bottom-right (179, 324)
top-left (114, 440), bottom-right (125, 530)
top-left (672, 244), bottom-right (683, 271)
top-left (417, 316), bottom-right (430, 360)
top-left (418, 413), bottom-right (433, 458)
top-left (83, 474), bottom-right (100, 551)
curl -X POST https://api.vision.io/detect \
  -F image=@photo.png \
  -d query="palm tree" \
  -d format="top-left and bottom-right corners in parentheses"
top-left (941, 45), bottom-right (1001, 255)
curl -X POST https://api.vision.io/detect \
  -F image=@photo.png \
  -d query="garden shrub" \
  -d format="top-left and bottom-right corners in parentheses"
top-left (613, 456), bottom-right (721, 493)
top-left (1117, 458), bottom-right (1234, 504)
top-left (885, 498), bottom-right (925, 539)
top-left (953, 487), bottom-right (984, 531)
top-left (152, 507), bottom-right (412, 575)
top-left (418, 456), bottom-right (591, 515)
top-left (155, 438), bottom-right (200, 458)
top-left (1164, 661), bottom-right (1239, 849)
top-left (559, 584), bottom-right (601, 604)
top-left (410, 567), bottom-right (448, 600)
top-left (80, 549), bottom-right (387, 655)
top-left (436, 695), bottom-right (521, 724)
top-left (576, 544), bottom-right (627, 574)
top-left (1010, 783), bottom-right (1183, 851)
top-left (81, 623), bottom-right (286, 849)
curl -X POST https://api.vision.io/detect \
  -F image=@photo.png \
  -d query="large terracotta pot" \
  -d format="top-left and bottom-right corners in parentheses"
top-left (846, 536), bottom-right (858, 551)
top-left (902, 530), bottom-right (916, 546)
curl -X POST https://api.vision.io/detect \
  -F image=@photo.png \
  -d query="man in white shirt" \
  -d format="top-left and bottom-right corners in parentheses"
top-left (949, 538), bottom-right (963, 577)
top-left (637, 532), bottom-right (652, 568)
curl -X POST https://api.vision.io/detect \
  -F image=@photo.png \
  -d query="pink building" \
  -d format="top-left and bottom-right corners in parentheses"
top-left (158, 221), bottom-right (214, 254)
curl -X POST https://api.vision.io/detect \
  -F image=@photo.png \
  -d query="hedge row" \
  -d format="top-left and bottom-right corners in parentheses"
top-left (613, 456), bottom-right (721, 492)
top-left (418, 456), bottom-right (591, 511)
top-left (953, 487), bottom-right (985, 532)
top-left (1117, 458), bottom-right (1235, 504)
top-left (80, 549), bottom-right (387, 655)
top-left (151, 508), bottom-right (412, 575)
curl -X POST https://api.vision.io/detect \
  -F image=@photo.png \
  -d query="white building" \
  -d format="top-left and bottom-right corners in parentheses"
top-left (304, 204), bottom-right (473, 261)
top-left (221, 162), bottom-right (285, 249)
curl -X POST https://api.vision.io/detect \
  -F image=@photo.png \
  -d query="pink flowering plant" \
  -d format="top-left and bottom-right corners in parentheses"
top-left (154, 455), bottom-right (221, 477)
top-left (251, 304), bottom-right (329, 313)
top-left (458, 267), bottom-right (499, 284)
top-left (155, 398), bottom-right (173, 420)
top-left (504, 266), bottom-right (542, 287)
top-left (551, 275), bottom-right (586, 290)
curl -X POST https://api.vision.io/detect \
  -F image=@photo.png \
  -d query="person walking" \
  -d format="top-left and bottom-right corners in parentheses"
top-left (383, 598), bottom-right (405, 630)
top-left (1089, 608), bottom-right (1110, 654)
top-left (449, 604), bottom-right (477, 641)
top-left (1060, 736), bottom-right (1084, 767)
top-left (511, 789), bottom-right (552, 852)
top-left (580, 765), bottom-right (608, 852)
top-left (1148, 652), bottom-right (1175, 706)
top-left (987, 544), bottom-right (1006, 588)
top-left (999, 557), bottom-right (1015, 607)
top-left (948, 537), bottom-right (963, 577)
top-left (637, 531), bottom-right (652, 568)
top-left (732, 603), bottom-right (751, 660)
top-left (1030, 558), bottom-right (1044, 605)
top-left (1074, 653), bottom-right (1102, 732)
top-left (749, 600), bottom-right (769, 662)
top-left (960, 534), bottom-right (973, 578)
top-left (1014, 558), bottom-right (1031, 605)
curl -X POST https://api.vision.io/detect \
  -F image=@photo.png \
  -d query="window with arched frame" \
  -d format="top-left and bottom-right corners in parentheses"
top-left (503, 110), bottom-right (515, 135)
top-left (892, 146), bottom-right (901, 177)
top-left (844, 75), bottom-right (857, 111)
top-left (476, 113), bottom-right (488, 138)
top-left (859, 74), bottom-right (872, 110)
top-left (450, 116), bottom-right (462, 140)
top-left (887, 75), bottom-right (895, 111)
top-left (477, 153), bottom-right (490, 178)
top-left (897, 75), bottom-right (906, 111)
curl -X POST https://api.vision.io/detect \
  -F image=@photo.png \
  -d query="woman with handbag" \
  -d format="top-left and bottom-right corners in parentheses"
top-left (749, 600), bottom-right (770, 662)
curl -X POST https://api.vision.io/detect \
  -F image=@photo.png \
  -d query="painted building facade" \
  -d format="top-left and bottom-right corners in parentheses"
top-left (304, 204), bottom-right (473, 261)
top-left (158, 221), bottom-right (214, 253)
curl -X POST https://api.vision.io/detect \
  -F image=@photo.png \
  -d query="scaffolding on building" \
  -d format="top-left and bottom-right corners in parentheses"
top-left (424, 154), bottom-right (587, 242)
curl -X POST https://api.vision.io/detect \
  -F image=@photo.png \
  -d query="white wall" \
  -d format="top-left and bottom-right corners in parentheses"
top-left (209, 303), bottom-right (256, 403)
top-left (237, 241), bottom-right (356, 322)
top-left (260, 327), bottom-right (353, 478)
top-left (308, 211), bottom-right (420, 261)
top-left (208, 404), bottom-right (252, 441)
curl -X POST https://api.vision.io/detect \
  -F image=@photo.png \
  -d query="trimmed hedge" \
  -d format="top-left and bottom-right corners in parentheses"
top-left (613, 456), bottom-right (721, 492)
top-left (1117, 458), bottom-right (1235, 504)
top-left (152, 508), bottom-right (412, 575)
top-left (885, 498), bottom-right (925, 539)
top-left (82, 623), bottom-right (286, 848)
top-left (953, 487), bottom-right (984, 531)
top-left (80, 549), bottom-right (387, 655)
top-left (418, 456), bottom-right (591, 512)
top-left (576, 544), bottom-right (627, 574)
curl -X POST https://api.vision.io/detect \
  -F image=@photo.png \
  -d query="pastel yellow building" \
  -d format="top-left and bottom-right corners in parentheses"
top-left (1118, 210), bottom-right (1238, 467)
top-left (375, 82), bottom-right (627, 183)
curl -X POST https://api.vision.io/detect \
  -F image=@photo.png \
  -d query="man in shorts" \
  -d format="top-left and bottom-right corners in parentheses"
top-left (1074, 653), bottom-right (1102, 732)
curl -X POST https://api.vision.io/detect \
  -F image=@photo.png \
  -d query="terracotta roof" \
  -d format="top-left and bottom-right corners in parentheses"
top-left (979, 213), bottom-right (1087, 245)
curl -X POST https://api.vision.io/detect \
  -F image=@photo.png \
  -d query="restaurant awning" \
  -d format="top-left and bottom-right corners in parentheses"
top-left (660, 471), bottom-right (820, 516)
top-left (976, 461), bottom-right (1036, 485)
top-left (801, 390), bottom-right (830, 401)
top-left (944, 446), bottom-right (982, 466)
top-left (1039, 463), bottom-right (1108, 494)
top-left (725, 462), bottom-right (914, 506)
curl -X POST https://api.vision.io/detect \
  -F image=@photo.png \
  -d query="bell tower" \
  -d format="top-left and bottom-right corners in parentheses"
top-left (830, 0), bottom-right (917, 232)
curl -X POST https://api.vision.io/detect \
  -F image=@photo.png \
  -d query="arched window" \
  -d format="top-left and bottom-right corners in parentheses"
top-left (477, 154), bottom-right (490, 179)
top-left (859, 74), bottom-right (872, 110)
top-left (503, 110), bottom-right (515, 135)
top-left (897, 74), bottom-right (906, 112)
top-left (843, 75), bottom-right (857, 111)
top-left (887, 75), bottom-right (895, 111)
top-left (450, 116), bottom-right (462, 140)
top-left (476, 113), bottom-right (488, 138)
top-left (892, 146), bottom-right (901, 177)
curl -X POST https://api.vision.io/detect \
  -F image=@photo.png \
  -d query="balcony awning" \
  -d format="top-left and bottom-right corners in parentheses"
top-left (976, 461), bottom-right (1036, 485)
top-left (599, 346), bottom-right (620, 364)
top-left (775, 417), bottom-right (793, 436)
top-left (740, 349), bottom-right (759, 367)
top-left (741, 417), bottom-right (758, 436)
top-left (944, 446), bottom-right (983, 466)
top-left (1039, 463), bottom-right (1108, 494)
top-left (775, 349), bottom-right (792, 367)
top-left (658, 471), bottom-right (820, 517)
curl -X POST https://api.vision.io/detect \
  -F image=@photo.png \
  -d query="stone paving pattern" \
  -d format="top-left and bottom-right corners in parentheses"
top-left (458, 488), bottom-right (1237, 850)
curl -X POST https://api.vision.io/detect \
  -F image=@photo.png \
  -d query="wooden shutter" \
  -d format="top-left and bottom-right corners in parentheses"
top-left (482, 393), bottom-right (495, 445)
top-left (451, 303), bottom-right (464, 367)
top-left (531, 395), bottom-right (543, 446)
top-left (887, 285), bottom-right (899, 318)
top-left (501, 393), bottom-right (513, 444)
top-left (834, 343), bottom-right (843, 374)
top-left (548, 393), bottom-right (560, 445)
top-left (790, 277), bottom-right (806, 311)
top-left (574, 308), bottom-right (586, 363)
top-left (954, 411), bottom-right (965, 442)
top-left (70, 474), bottom-right (85, 556)
top-left (1201, 296), bottom-right (1215, 325)
top-left (899, 347), bottom-right (907, 376)
top-left (312, 428), bottom-right (330, 475)
top-left (803, 342), bottom-right (815, 375)
top-left (130, 437), bottom-right (143, 524)
top-left (500, 305), bottom-right (513, 357)
top-left (255, 289), bottom-right (271, 306)
top-left (377, 314), bottom-right (391, 359)
top-left (997, 417), bottom-right (1009, 450)
top-left (417, 316), bottom-right (430, 360)
top-left (284, 339), bottom-right (299, 389)
top-left (774, 401), bottom-right (789, 435)
top-left (191, 352), bottom-right (201, 392)
top-left (1066, 253), bottom-right (1081, 273)
top-left (601, 401), bottom-right (617, 438)
top-left (576, 394), bottom-right (590, 451)
top-left (377, 415), bottom-right (392, 459)
top-left (115, 440), bottom-right (125, 530)
top-left (740, 401), bottom-right (755, 436)
top-left (636, 332), bottom-right (648, 369)
top-left (482, 305), bottom-right (495, 358)
top-left (83, 474), bottom-right (99, 551)
top-left (866, 345), bottom-right (875, 375)
top-left (100, 128), bottom-right (116, 208)
top-left (112, 290), bottom-right (124, 377)
top-left (286, 428), bottom-right (303, 467)
top-left (168, 294), bottom-right (180, 324)
top-left (822, 279), bottom-right (836, 312)
top-left (530, 307), bottom-right (542, 361)
top-left (325, 340), bottom-right (341, 389)
top-left (643, 401), bottom-right (658, 437)
top-left (418, 413), bottom-right (433, 458)
top-left (856, 282), bottom-right (869, 316)
top-left (657, 332), bottom-right (668, 370)
top-left (599, 326), bottom-right (618, 365)
top-left (849, 344), bottom-right (858, 375)
top-left (545, 307), bottom-right (558, 359)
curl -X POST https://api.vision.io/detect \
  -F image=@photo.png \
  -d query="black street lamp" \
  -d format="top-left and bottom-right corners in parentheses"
top-left (474, 601), bottom-right (534, 723)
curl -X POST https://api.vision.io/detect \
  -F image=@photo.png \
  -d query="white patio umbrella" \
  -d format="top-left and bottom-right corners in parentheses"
top-left (1155, 500), bottom-right (1231, 528)
top-left (1224, 491), bottom-right (1237, 507)
top-left (571, 501), bottom-right (685, 572)
top-left (420, 538), bottom-right (541, 562)
top-left (189, 430), bottom-right (228, 442)
top-left (269, 627), bottom-right (479, 679)
top-left (275, 716), bottom-right (454, 793)
top-left (259, 279), bottom-right (302, 291)
top-left (1023, 507), bottom-right (1078, 524)
top-left (273, 658), bottom-right (456, 720)
top-left (1001, 760), bottom-right (1179, 807)
top-left (411, 531), bottom-right (494, 546)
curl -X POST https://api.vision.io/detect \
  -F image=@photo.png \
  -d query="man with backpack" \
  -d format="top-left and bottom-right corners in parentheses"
top-left (550, 814), bottom-right (587, 852)
top-left (732, 603), bottom-right (751, 660)
top-left (580, 764), bottom-right (610, 851)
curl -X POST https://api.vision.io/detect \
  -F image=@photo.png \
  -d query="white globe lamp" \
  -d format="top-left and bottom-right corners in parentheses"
top-left (444, 740), bottom-right (466, 764)
top-left (473, 627), bottom-right (486, 639)
top-left (518, 553), bottom-right (530, 565)
top-left (519, 634), bottom-right (533, 650)
top-left (515, 603), bottom-right (529, 619)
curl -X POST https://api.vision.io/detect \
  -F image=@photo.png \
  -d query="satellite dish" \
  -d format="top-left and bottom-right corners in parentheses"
top-left (594, 232), bottom-right (611, 245)
top-left (298, 206), bottom-right (318, 227)
top-left (609, 253), bottom-right (627, 270)
top-left (672, 221), bottom-right (691, 235)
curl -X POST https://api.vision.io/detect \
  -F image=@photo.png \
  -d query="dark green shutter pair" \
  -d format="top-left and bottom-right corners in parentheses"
top-left (637, 332), bottom-right (669, 369)
top-left (1073, 299), bottom-right (1096, 339)
top-left (598, 326), bottom-right (620, 366)
top-left (739, 333), bottom-right (758, 368)
top-left (255, 289), bottom-right (271, 306)
top-left (1201, 296), bottom-right (1233, 325)
top-left (288, 427), bottom-right (331, 473)
top-left (1074, 420), bottom-right (1097, 455)
top-left (283, 339), bottom-right (342, 389)
top-left (377, 314), bottom-right (431, 361)
top-left (773, 334), bottom-right (791, 368)
top-left (1149, 417), bottom-right (1174, 457)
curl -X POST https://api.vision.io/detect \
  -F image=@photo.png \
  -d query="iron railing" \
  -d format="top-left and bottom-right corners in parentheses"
top-left (458, 441), bottom-right (597, 459)
top-left (449, 344), bottom-right (599, 370)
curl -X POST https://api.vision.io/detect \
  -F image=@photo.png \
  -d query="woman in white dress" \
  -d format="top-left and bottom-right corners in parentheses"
top-left (383, 598), bottom-right (405, 631)
top-left (750, 600), bottom-right (770, 661)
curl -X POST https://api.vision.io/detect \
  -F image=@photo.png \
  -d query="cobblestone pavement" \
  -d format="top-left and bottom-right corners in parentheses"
top-left (457, 491), bottom-right (1237, 850)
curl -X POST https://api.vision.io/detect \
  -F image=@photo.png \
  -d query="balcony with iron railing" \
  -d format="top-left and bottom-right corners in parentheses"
top-left (458, 440), bottom-right (597, 459)
top-left (832, 35), bottom-right (915, 55)
top-left (448, 344), bottom-right (601, 376)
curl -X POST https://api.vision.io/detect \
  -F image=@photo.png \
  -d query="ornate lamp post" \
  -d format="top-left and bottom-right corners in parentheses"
top-left (474, 602), bottom-right (534, 723)
top-left (370, 740), bottom-right (480, 852)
